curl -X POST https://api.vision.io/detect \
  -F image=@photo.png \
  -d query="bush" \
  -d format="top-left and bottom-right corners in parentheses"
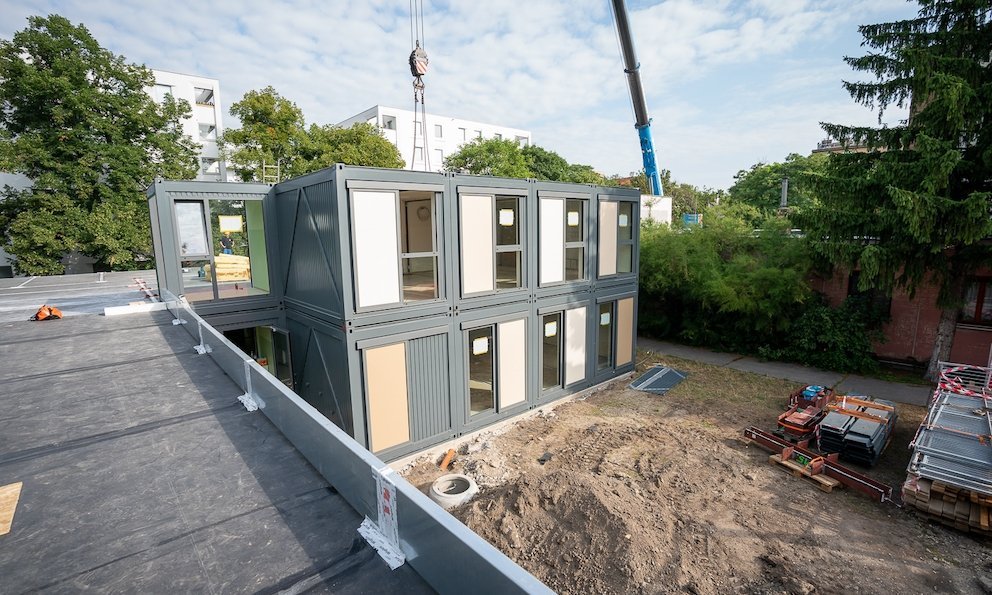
top-left (638, 205), bottom-right (885, 373)
top-left (758, 295), bottom-right (884, 373)
top-left (638, 206), bottom-right (811, 353)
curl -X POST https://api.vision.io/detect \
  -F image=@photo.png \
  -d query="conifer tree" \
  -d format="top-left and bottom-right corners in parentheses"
top-left (798, 0), bottom-right (992, 378)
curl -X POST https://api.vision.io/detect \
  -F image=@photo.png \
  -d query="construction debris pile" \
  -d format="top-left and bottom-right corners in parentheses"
top-left (776, 385), bottom-right (828, 441)
top-left (775, 386), bottom-right (896, 468)
top-left (903, 363), bottom-right (992, 534)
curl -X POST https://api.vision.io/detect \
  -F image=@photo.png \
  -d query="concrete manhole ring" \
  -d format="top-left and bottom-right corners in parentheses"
top-left (428, 473), bottom-right (479, 509)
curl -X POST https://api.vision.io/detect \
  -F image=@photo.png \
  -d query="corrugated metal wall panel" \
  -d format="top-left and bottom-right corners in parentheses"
top-left (406, 333), bottom-right (451, 442)
top-left (279, 185), bottom-right (344, 317)
top-left (288, 318), bottom-right (354, 436)
top-left (275, 189), bottom-right (299, 276)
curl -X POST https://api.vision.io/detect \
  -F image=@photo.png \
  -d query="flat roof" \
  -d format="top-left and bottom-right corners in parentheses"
top-left (0, 309), bottom-right (432, 592)
top-left (0, 271), bottom-right (156, 323)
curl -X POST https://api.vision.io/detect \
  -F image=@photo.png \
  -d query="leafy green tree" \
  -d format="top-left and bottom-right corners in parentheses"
top-left (0, 15), bottom-right (200, 274)
top-left (729, 153), bottom-right (828, 212)
top-left (521, 144), bottom-right (569, 180)
top-left (443, 137), bottom-right (531, 178)
top-left (220, 86), bottom-right (307, 181)
top-left (614, 169), bottom-right (724, 219)
top-left (220, 87), bottom-right (403, 181)
top-left (564, 163), bottom-right (607, 185)
top-left (797, 0), bottom-right (992, 379)
top-left (519, 143), bottom-right (607, 183)
top-left (301, 122), bottom-right (405, 170)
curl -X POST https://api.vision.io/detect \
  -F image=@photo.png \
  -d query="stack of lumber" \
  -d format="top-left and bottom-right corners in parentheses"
top-left (902, 475), bottom-right (992, 535)
top-left (204, 254), bottom-right (251, 282)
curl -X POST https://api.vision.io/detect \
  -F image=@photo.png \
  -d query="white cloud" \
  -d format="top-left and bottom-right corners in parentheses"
top-left (0, 0), bottom-right (919, 189)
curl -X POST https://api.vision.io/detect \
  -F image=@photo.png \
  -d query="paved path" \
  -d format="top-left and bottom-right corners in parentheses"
top-left (639, 337), bottom-right (933, 407)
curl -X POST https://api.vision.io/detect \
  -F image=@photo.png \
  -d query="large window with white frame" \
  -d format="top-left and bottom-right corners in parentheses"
top-left (466, 317), bottom-right (526, 417)
top-left (460, 192), bottom-right (525, 296)
top-left (540, 196), bottom-right (587, 286)
top-left (175, 198), bottom-right (269, 302)
top-left (540, 305), bottom-right (590, 390)
top-left (596, 297), bottom-right (635, 371)
top-left (350, 188), bottom-right (441, 309)
top-left (598, 199), bottom-right (637, 277)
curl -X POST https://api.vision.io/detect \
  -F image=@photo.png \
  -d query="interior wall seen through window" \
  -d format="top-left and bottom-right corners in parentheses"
top-left (399, 190), bottom-right (439, 302)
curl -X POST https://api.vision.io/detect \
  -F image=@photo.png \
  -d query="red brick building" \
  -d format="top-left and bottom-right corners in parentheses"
top-left (811, 269), bottom-right (992, 367)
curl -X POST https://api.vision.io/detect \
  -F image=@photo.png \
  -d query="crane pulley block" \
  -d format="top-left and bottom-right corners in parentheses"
top-left (409, 44), bottom-right (428, 78)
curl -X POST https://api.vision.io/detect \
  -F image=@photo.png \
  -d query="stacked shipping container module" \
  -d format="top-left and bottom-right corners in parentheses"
top-left (149, 165), bottom-right (640, 460)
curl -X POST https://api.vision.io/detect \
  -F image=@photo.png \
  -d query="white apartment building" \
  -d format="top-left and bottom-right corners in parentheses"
top-left (149, 70), bottom-right (227, 181)
top-left (337, 105), bottom-right (532, 172)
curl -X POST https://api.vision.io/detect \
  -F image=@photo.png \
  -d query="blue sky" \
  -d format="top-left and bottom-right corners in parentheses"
top-left (0, 0), bottom-right (920, 190)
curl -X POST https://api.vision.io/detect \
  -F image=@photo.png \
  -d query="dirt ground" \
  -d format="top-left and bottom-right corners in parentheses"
top-left (402, 351), bottom-right (992, 594)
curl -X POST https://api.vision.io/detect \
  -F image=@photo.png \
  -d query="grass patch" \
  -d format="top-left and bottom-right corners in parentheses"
top-left (868, 366), bottom-right (932, 386)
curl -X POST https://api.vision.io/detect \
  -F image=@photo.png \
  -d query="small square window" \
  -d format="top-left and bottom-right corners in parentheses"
top-left (475, 130), bottom-right (482, 139)
top-left (198, 124), bottom-right (216, 140)
top-left (495, 133), bottom-right (503, 140)
top-left (152, 84), bottom-right (172, 104)
top-left (434, 124), bottom-right (443, 138)
top-left (382, 115), bottom-right (396, 130)
top-left (194, 87), bottom-right (215, 106)
top-left (459, 127), bottom-right (467, 141)
top-left (200, 157), bottom-right (219, 175)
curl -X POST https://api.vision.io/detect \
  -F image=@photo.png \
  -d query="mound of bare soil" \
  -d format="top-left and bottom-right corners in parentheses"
top-left (404, 356), bottom-right (992, 594)
top-left (461, 470), bottom-right (671, 594)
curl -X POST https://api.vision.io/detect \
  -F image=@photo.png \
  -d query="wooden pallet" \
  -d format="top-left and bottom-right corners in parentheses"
top-left (769, 454), bottom-right (842, 493)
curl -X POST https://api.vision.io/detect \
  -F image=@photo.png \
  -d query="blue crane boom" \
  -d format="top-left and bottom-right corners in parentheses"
top-left (610, 0), bottom-right (663, 196)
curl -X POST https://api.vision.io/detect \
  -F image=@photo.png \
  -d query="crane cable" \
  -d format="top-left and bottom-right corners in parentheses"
top-left (408, 0), bottom-right (430, 171)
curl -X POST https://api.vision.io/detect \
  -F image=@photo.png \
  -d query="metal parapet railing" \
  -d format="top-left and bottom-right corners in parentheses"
top-left (160, 290), bottom-right (551, 594)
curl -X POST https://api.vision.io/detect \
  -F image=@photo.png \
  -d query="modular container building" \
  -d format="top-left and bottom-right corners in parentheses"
top-left (148, 165), bottom-right (640, 460)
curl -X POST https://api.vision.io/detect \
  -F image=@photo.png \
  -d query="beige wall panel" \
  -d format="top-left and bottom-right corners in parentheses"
top-left (598, 201), bottom-right (618, 277)
top-left (460, 194), bottom-right (494, 295)
top-left (616, 297), bottom-right (634, 366)
top-left (539, 198), bottom-right (564, 285)
top-left (352, 191), bottom-right (400, 307)
top-left (364, 343), bottom-right (410, 452)
top-left (565, 306), bottom-right (587, 385)
top-left (498, 319), bottom-right (527, 407)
